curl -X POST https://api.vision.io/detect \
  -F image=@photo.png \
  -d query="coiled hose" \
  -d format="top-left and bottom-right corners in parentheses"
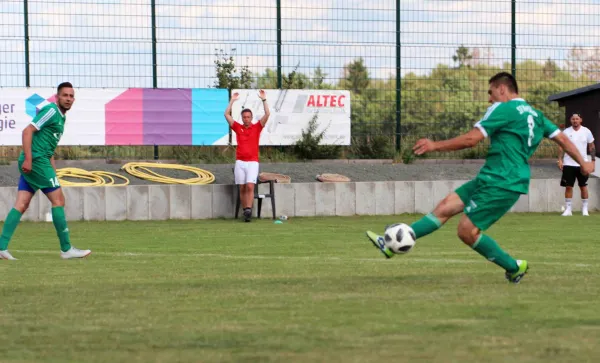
top-left (120, 162), bottom-right (215, 185)
top-left (56, 163), bottom-right (215, 186)
top-left (57, 167), bottom-right (130, 186)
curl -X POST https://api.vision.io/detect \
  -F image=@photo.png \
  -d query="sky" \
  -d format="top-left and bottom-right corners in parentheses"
top-left (1, 0), bottom-right (599, 89)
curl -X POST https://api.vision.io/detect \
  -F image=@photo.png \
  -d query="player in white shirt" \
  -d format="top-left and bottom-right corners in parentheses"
top-left (558, 113), bottom-right (596, 216)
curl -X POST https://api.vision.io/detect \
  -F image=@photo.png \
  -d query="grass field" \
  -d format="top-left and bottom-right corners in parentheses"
top-left (1, 214), bottom-right (599, 363)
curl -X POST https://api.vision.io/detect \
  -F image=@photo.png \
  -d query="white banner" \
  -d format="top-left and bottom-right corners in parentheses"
top-left (225, 89), bottom-right (351, 146)
top-left (0, 88), bottom-right (230, 146)
top-left (0, 88), bottom-right (118, 146)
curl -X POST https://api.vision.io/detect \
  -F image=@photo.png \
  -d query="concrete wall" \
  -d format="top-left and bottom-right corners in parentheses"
top-left (0, 178), bottom-right (596, 221)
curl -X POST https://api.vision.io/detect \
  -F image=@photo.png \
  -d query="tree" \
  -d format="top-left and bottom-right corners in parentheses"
top-left (282, 64), bottom-right (309, 89)
top-left (256, 68), bottom-right (279, 89)
top-left (542, 58), bottom-right (558, 79)
top-left (452, 45), bottom-right (473, 68)
top-left (213, 48), bottom-right (253, 90)
top-left (565, 46), bottom-right (600, 81)
top-left (239, 62), bottom-right (253, 89)
top-left (293, 114), bottom-right (342, 159)
top-left (342, 58), bottom-right (369, 94)
top-left (255, 66), bottom-right (311, 90)
top-left (312, 66), bottom-right (327, 89)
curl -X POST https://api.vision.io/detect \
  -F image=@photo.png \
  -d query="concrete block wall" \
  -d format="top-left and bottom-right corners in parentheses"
top-left (0, 178), bottom-right (596, 221)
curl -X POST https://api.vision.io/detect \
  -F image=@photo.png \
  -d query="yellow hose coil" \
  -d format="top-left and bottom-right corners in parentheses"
top-left (57, 167), bottom-right (130, 186)
top-left (120, 162), bottom-right (215, 185)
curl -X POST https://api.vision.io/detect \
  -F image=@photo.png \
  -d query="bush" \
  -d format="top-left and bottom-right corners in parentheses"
top-left (260, 147), bottom-right (298, 163)
top-left (350, 134), bottom-right (395, 159)
top-left (293, 114), bottom-right (342, 160)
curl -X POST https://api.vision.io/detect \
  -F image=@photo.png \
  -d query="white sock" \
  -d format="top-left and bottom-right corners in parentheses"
top-left (565, 198), bottom-right (572, 210)
top-left (582, 199), bottom-right (589, 209)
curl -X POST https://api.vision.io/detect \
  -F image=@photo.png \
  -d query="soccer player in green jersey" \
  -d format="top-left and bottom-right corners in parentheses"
top-left (366, 72), bottom-right (593, 283)
top-left (0, 82), bottom-right (91, 260)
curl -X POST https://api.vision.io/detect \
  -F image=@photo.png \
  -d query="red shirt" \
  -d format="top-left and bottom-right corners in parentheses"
top-left (231, 122), bottom-right (263, 162)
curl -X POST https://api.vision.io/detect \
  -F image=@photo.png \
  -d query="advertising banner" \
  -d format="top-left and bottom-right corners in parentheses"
top-left (227, 89), bottom-right (351, 146)
top-left (0, 88), bottom-right (351, 146)
top-left (0, 88), bottom-right (230, 146)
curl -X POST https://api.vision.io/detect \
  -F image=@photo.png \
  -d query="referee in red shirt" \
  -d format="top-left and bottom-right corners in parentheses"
top-left (224, 90), bottom-right (271, 222)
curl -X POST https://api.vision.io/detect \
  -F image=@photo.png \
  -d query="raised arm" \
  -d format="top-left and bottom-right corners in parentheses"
top-left (258, 89), bottom-right (270, 127)
top-left (224, 92), bottom-right (239, 127)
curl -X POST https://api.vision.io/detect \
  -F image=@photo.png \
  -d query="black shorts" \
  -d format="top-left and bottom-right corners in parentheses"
top-left (560, 165), bottom-right (588, 187)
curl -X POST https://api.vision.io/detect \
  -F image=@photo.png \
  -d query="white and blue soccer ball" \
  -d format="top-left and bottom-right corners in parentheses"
top-left (384, 223), bottom-right (416, 254)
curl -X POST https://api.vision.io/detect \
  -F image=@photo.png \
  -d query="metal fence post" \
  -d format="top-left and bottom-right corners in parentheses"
top-left (395, 0), bottom-right (401, 152)
top-left (276, 0), bottom-right (282, 89)
top-left (511, 0), bottom-right (516, 77)
top-left (23, 0), bottom-right (30, 87)
top-left (151, 0), bottom-right (159, 160)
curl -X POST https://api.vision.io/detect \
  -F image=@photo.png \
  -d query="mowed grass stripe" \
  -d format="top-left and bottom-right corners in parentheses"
top-left (9, 249), bottom-right (597, 268)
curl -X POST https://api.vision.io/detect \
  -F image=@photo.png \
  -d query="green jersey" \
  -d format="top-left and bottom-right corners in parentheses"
top-left (19, 103), bottom-right (66, 160)
top-left (474, 98), bottom-right (559, 194)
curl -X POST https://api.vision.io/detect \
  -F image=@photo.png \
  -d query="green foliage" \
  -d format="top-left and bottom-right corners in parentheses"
top-left (235, 46), bottom-right (599, 161)
top-left (293, 114), bottom-right (342, 160)
top-left (256, 64), bottom-right (313, 90)
top-left (256, 68), bottom-right (279, 89)
top-left (56, 146), bottom-right (85, 160)
top-left (312, 66), bottom-right (328, 89)
top-left (350, 135), bottom-right (395, 159)
top-left (396, 46), bottom-right (598, 160)
top-left (452, 45), bottom-right (473, 68)
top-left (397, 135), bottom-right (419, 164)
top-left (400, 147), bottom-right (415, 164)
top-left (460, 145), bottom-right (489, 159)
top-left (259, 147), bottom-right (298, 163)
top-left (213, 48), bottom-right (253, 90)
top-left (282, 63), bottom-right (309, 89)
top-left (341, 58), bottom-right (370, 94)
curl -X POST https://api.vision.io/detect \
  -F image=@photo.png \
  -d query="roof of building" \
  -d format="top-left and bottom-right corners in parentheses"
top-left (548, 83), bottom-right (600, 102)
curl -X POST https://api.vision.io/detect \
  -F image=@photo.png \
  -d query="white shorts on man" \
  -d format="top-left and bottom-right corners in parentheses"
top-left (234, 160), bottom-right (259, 184)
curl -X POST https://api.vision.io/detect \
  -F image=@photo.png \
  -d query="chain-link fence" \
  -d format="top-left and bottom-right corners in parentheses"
top-left (1, 0), bottom-right (599, 161)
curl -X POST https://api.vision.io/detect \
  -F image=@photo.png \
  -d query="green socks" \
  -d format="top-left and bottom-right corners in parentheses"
top-left (52, 206), bottom-right (71, 252)
top-left (472, 234), bottom-right (518, 273)
top-left (406, 213), bottom-right (518, 274)
top-left (0, 207), bottom-right (72, 253)
top-left (0, 208), bottom-right (23, 250)
top-left (410, 213), bottom-right (442, 239)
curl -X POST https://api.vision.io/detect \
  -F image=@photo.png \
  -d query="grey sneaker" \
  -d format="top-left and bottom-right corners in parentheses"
top-left (0, 250), bottom-right (17, 260)
top-left (60, 247), bottom-right (92, 259)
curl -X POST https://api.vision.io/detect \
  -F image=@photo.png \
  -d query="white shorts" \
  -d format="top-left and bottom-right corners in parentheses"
top-left (234, 160), bottom-right (259, 185)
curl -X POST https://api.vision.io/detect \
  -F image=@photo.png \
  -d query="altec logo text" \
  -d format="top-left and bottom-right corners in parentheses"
top-left (306, 94), bottom-right (346, 108)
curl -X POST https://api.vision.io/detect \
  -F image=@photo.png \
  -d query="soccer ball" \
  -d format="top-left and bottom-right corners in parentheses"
top-left (384, 223), bottom-right (416, 254)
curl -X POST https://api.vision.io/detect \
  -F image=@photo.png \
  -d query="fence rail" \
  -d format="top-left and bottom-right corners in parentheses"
top-left (1, 0), bottom-right (599, 161)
